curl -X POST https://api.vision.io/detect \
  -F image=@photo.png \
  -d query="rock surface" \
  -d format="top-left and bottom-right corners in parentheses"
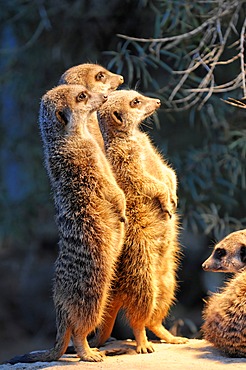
top-left (2, 339), bottom-right (246, 370)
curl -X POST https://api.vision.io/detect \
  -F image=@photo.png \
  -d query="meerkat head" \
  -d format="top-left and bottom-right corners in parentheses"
top-left (202, 230), bottom-right (246, 273)
top-left (97, 90), bottom-right (161, 139)
top-left (59, 63), bottom-right (124, 94)
top-left (39, 84), bottom-right (107, 142)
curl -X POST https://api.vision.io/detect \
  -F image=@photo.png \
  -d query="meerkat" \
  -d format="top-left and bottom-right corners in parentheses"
top-left (59, 63), bottom-right (124, 150)
top-left (6, 85), bottom-right (126, 364)
top-left (202, 268), bottom-right (246, 357)
top-left (202, 229), bottom-right (246, 273)
top-left (89, 89), bottom-right (187, 354)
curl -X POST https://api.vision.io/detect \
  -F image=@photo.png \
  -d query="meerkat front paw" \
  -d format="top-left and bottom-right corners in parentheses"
top-left (170, 192), bottom-right (177, 212)
top-left (136, 340), bottom-right (155, 354)
top-left (158, 198), bottom-right (173, 220)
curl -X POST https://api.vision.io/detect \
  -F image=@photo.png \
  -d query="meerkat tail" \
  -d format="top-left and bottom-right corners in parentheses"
top-left (5, 326), bottom-right (71, 364)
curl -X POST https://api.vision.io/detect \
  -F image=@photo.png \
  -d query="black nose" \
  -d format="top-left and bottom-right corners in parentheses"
top-left (202, 263), bottom-right (207, 270)
top-left (103, 95), bottom-right (108, 100)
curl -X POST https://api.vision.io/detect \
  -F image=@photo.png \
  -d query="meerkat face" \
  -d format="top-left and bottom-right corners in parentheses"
top-left (97, 90), bottom-right (161, 137)
top-left (202, 230), bottom-right (246, 273)
top-left (39, 84), bottom-right (107, 140)
top-left (59, 63), bottom-right (124, 94)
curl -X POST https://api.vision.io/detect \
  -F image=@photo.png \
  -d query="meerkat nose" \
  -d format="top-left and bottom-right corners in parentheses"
top-left (202, 262), bottom-right (208, 270)
top-left (119, 75), bottom-right (124, 83)
top-left (156, 99), bottom-right (161, 106)
top-left (103, 95), bottom-right (108, 101)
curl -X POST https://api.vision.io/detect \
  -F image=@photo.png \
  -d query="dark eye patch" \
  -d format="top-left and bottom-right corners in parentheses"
top-left (76, 91), bottom-right (87, 102)
top-left (96, 72), bottom-right (105, 81)
top-left (240, 245), bottom-right (246, 263)
top-left (214, 247), bottom-right (226, 259)
top-left (130, 98), bottom-right (141, 107)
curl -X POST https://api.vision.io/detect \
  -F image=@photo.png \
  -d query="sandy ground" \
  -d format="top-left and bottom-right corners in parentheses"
top-left (1, 339), bottom-right (246, 370)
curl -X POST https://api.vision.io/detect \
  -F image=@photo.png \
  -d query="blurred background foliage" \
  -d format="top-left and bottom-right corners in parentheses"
top-left (0, 0), bottom-right (245, 361)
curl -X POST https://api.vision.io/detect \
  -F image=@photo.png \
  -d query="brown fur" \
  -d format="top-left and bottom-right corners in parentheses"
top-left (202, 229), bottom-right (246, 273)
top-left (136, 130), bottom-right (178, 210)
top-left (59, 63), bottom-right (124, 150)
top-left (6, 85), bottom-right (126, 364)
top-left (202, 269), bottom-right (246, 357)
top-left (91, 90), bottom-right (187, 354)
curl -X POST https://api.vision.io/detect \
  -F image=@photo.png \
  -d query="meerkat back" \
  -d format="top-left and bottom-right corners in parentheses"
top-left (202, 269), bottom-right (246, 357)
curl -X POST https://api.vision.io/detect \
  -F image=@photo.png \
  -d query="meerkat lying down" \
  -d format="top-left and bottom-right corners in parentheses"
top-left (202, 229), bottom-right (246, 357)
top-left (202, 229), bottom-right (246, 273)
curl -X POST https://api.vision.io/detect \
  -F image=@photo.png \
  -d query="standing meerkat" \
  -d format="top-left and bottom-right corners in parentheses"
top-left (59, 63), bottom-right (124, 150)
top-left (6, 84), bottom-right (126, 364)
top-left (202, 229), bottom-right (246, 273)
top-left (91, 90), bottom-right (187, 354)
top-left (202, 269), bottom-right (246, 357)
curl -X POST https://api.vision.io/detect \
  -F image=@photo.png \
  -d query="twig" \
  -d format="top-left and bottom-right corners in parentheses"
top-left (239, 17), bottom-right (246, 96)
top-left (117, 4), bottom-right (238, 44)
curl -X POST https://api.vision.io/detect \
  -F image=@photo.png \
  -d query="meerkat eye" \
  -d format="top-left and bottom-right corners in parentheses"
top-left (240, 245), bottom-right (246, 263)
top-left (214, 248), bottom-right (226, 259)
top-left (96, 72), bottom-right (105, 81)
top-left (130, 98), bottom-right (141, 107)
top-left (76, 91), bottom-right (87, 102)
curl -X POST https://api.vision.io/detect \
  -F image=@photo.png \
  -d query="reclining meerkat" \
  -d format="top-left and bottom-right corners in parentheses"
top-left (202, 268), bottom-right (246, 357)
top-left (202, 229), bottom-right (246, 273)
top-left (6, 85), bottom-right (126, 364)
top-left (90, 89), bottom-right (187, 354)
top-left (59, 63), bottom-right (124, 150)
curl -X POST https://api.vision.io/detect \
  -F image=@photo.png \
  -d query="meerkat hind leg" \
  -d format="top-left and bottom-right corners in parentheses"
top-left (90, 298), bottom-right (122, 348)
top-left (149, 322), bottom-right (188, 344)
top-left (133, 327), bottom-right (155, 354)
top-left (73, 332), bottom-right (104, 362)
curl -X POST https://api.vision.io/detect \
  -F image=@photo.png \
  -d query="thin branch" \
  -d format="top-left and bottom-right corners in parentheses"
top-left (210, 54), bottom-right (240, 65)
top-left (240, 17), bottom-right (246, 96)
top-left (221, 97), bottom-right (246, 108)
top-left (187, 75), bottom-right (242, 93)
top-left (117, 3), bottom-right (238, 45)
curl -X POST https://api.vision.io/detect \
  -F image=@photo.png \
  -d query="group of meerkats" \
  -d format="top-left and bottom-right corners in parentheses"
top-left (5, 63), bottom-right (246, 364)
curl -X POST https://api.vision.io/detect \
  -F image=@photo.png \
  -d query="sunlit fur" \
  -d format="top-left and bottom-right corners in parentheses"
top-left (202, 268), bottom-right (246, 357)
top-left (59, 63), bottom-right (124, 150)
top-left (91, 90), bottom-right (186, 354)
top-left (6, 85), bottom-right (126, 364)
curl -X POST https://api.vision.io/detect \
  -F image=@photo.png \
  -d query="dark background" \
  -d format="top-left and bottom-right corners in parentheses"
top-left (0, 0), bottom-right (245, 362)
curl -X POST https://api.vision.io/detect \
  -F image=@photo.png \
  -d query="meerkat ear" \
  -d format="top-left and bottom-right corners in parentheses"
top-left (56, 109), bottom-right (69, 125)
top-left (112, 110), bottom-right (123, 125)
top-left (240, 245), bottom-right (246, 263)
